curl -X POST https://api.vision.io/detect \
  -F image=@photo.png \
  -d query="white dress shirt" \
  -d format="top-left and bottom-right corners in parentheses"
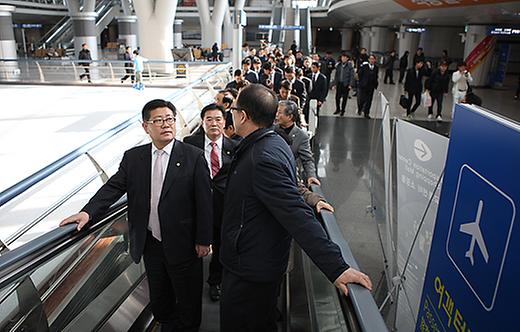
top-left (151, 139), bottom-right (175, 183)
top-left (204, 135), bottom-right (223, 178)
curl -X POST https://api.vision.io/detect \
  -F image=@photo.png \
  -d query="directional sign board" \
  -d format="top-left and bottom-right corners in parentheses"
top-left (415, 104), bottom-right (520, 331)
top-left (396, 120), bottom-right (449, 331)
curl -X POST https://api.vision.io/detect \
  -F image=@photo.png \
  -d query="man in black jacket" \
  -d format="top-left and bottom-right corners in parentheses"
top-left (383, 50), bottom-right (396, 84)
top-left (60, 99), bottom-right (213, 332)
top-left (404, 59), bottom-right (425, 117)
top-left (184, 104), bottom-right (238, 302)
top-left (334, 53), bottom-right (354, 116)
top-left (221, 84), bottom-right (372, 331)
top-left (398, 51), bottom-right (409, 84)
top-left (426, 61), bottom-right (450, 121)
top-left (357, 54), bottom-right (379, 119)
top-left (78, 43), bottom-right (92, 83)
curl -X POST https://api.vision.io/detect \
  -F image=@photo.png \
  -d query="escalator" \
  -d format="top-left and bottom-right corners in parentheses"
top-left (0, 191), bottom-right (387, 332)
top-left (38, 0), bottom-right (121, 49)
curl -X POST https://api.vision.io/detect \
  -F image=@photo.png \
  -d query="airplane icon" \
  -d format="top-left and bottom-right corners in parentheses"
top-left (459, 200), bottom-right (490, 266)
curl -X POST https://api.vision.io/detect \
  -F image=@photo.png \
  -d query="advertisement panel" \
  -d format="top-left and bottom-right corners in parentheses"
top-left (396, 120), bottom-right (449, 331)
top-left (416, 104), bottom-right (520, 331)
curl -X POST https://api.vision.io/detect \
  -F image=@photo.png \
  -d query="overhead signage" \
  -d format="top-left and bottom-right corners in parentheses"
top-left (405, 27), bottom-right (426, 33)
top-left (13, 24), bottom-right (42, 29)
top-left (415, 104), bottom-right (520, 331)
top-left (487, 27), bottom-right (520, 36)
top-left (395, 0), bottom-right (513, 10)
top-left (258, 25), bottom-right (305, 31)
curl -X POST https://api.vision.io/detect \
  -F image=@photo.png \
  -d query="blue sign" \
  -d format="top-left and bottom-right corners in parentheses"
top-left (415, 104), bottom-right (520, 332)
top-left (258, 25), bottom-right (305, 31)
top-left (13, 24), bottom-right (42, 29)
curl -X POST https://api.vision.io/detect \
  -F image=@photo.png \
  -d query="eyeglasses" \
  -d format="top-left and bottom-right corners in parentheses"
top-left (229, 107), bottom-right (239, 113)
top-left (146, 117), bottom-right (176, 127)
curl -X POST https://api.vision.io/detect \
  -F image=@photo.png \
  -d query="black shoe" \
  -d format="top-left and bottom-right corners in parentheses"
top-left (209, 284), bottom-right (221, 301)
top-left (364, 114), bottom-right (371, 119)
top-left (390, 82), bottom-right (396, 85)
top-left (340, 112), bottom-right (345, 116)
top-left (333, 109), bottom-right (341, 115)
top-left (88, 80), bottom-right (92, 83)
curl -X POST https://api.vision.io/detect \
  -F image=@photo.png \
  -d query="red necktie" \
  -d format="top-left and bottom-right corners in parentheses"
top-left (210, 142), bottom-right (220, 177)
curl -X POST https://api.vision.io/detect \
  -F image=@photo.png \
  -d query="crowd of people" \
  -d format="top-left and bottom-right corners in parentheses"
top-left (62, 40), bottom-right (501, 331)
top-left (225, 43), bottom-right (486, 122)
top-left (60, 77), bottom-right (372, 330)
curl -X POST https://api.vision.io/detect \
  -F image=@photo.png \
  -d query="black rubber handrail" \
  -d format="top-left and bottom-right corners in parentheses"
top-left (310, 184), bottom-right (388, 332)
top-left (0, 63), bottom-right (230, 209)
top-left (0, 199), bottom-right (128, 290)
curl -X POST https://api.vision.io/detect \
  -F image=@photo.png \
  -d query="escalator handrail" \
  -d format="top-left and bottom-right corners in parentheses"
top-left (310, 184), bottom-right (388, 332)
top-left (0, 63), bottom-right (230, 209)
top-left (0, 200), bottom-right (128, 290)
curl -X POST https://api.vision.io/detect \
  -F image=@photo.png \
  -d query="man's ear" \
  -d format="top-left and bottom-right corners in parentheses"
top-left (142, 122), bottom-right (149, 134)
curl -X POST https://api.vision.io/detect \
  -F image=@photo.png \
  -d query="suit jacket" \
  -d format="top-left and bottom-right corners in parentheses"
top-left (276, 124), bottom-right (317, 181)
top-left (404, 67), bottom-right (424, 94)
top-left (290, 79), bottom-right (307, 108)
top-left (308, 72), bottom-right (327, 102)
top-left (300, 76), bottom-right (312, 94)
top-left (183, 134), bottom-right (237, 228)
top-left (221, 128), bottom-right (349, 283)
top-left (82, 141), bottom-right (213, 265)
top-left (358, 63), bottom-right (379, 90)
top-left (225, 80), bottom-right (238, 90)
top-left (260, 71), bottom-right (283, 93)
top-left (245, 70), bottom-right (259, 83)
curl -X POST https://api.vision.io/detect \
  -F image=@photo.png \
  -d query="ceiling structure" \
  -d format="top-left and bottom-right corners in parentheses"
top-left (327, 0), bottom-right (520, 27)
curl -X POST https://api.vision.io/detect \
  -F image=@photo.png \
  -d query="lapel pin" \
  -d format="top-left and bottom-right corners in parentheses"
top-left (226, 150), bottom-right (231, 155)
top-left (176, 162), bottom-right (181, 167)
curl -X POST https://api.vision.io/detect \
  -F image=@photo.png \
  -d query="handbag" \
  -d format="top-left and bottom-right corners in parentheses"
top-left (421, 91), bottom-right (432, 108)
top-left (399, 94), bottom-right (410, 109)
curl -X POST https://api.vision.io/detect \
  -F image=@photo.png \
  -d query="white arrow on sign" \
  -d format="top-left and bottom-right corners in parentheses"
top-left (414, 139), bottom-right (432, 162)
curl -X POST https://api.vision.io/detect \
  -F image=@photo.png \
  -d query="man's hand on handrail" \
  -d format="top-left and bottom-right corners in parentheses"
top-left (60, 211), bottom-right (90, 231)
top-left (334, 267), bottom-right (373, 296)
top-left (307, 177), bottom-right (321, 186)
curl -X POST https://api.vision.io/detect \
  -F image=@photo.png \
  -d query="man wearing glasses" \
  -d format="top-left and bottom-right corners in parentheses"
top-left (60, 99), bottom-right (213, 332)
top-left (220, 85), bottom-right (372, 331)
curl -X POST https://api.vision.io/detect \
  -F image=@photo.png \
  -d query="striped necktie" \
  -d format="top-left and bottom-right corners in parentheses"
top-left (210, 142), bottom-right (220, 178)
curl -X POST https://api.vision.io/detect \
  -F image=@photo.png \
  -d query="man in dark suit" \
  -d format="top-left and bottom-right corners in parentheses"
top-left (225, 69), bottom-right (243, 90)
top-left (308, 61), bottom-right (328, 118)
top-left (221, 84), bottom-right (372, 331)
top-left (260, 61), bottom-right (283, 93)
top-left (308, 61), bottom-right (328, 104)
top-left (284, 66), bottom-right (307, 111)
top-left (404, 59), bottom-right (425, 117)
top-left (357, 54), bottom-right (379, 119)
top-left (184, 104), bottom-right (238, 302)
top-left (242, 58), bottom-right (259, 83)
top-left (60, 99), bottom-right (213, 332)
